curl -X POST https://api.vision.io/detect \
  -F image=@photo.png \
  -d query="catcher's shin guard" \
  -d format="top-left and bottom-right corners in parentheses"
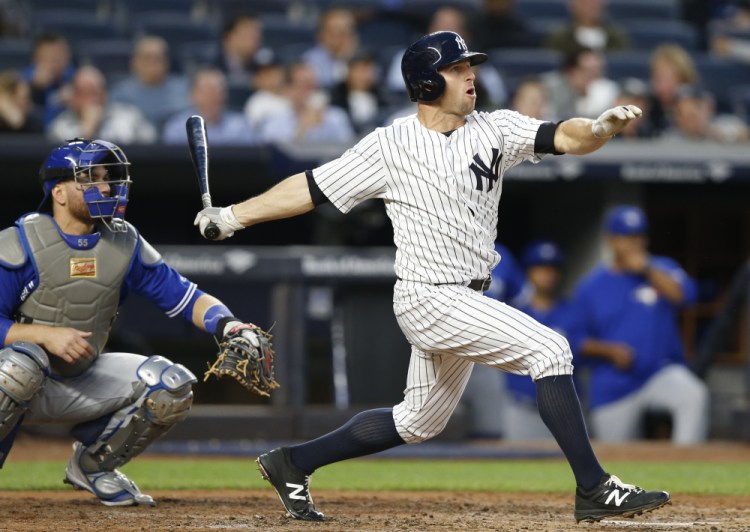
top-left (77, 355), bottom-right (196, 472)
top-left (0, 342), bottom-right (49, 464)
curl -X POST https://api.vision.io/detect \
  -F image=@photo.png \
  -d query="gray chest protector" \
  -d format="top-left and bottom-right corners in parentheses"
top-left (16, 214), bottom-right (138, 377)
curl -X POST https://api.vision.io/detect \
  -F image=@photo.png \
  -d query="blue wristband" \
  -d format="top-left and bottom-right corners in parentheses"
top-left (202, 304), bottom-right (233, 335)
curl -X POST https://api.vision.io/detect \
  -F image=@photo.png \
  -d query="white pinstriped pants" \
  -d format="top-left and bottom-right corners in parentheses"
top-left (391, 281), bottom-right (573, 444)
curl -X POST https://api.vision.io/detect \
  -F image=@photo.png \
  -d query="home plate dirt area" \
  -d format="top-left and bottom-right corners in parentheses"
top-left (2, 437), bottom-right (749, 532)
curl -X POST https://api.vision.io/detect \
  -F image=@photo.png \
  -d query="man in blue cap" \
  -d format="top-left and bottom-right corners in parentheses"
top-left (570, 205), bottom-right (709, 444)
top-left (502, 240), bottom-right (580, 440)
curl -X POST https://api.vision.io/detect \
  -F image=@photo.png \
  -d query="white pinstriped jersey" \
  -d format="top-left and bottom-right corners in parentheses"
top-left (313, 108), bottom-right (571, 443)
top-left (313, 110), bottom-right (546, 284)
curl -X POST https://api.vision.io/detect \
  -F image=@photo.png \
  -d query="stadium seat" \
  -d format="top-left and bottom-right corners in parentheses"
top-left (358, 16), bottom-right (416, 49)
top-left (23, 0), bottom-right (105, 13)
top-left (489, 48), bottom-right (562, 87)
top-left (400, 0), bottom-right (481, 18)
top-left (29, 10), bottom-right (125, 45)
top-left (694, 53), bottom-right (750, 113)
top-left (116, 0), bottom-right (197, 16)
top-left (179, 41), bottom-right (221, 75)
top-left (605, 50), bottom-right (652, 84)
top-left (226, 80), bottom-right (253, 112)
top-left (622, 20), bottom-right (699, 51)
top-left (211, 0), bottom-right (291, 19)
top-left (0, 39), bottom-right (33, 72)
top-left (607, 0), bottom-right (680, 21)
top-left (260, 16), bottom-right (316, 50)
top-left (74, 38), bottom-right (135, 80)
top-left (728, 84), bottom-right (750, 121)
top-left (512, 0), bottom-right (570, 20)
top-left (526, 17), bottom-right (568, 46)
top-left (133, 12), bottom-right (220, 48)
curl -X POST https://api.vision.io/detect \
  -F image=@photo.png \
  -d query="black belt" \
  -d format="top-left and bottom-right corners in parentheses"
top-left (436, 277), bottom-right (492, 292)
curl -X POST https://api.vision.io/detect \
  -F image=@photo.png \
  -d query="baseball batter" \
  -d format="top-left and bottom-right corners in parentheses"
top-left (195, 31), bottom-right (670, 523)
top-left (0, 139), bottom-right (263, 506)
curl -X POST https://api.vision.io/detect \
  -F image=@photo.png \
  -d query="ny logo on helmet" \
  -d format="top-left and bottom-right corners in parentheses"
top-left (455, 35), bottom-right (468, 52)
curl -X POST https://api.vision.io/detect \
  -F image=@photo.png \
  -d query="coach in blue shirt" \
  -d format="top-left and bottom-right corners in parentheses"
top-left (571, 205), bottom-right (709, 444)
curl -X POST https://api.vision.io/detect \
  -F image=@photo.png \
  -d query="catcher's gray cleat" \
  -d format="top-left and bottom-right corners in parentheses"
top-left (575, 474), bottom-right (671, 522)
top-left (257, 447), bottom-right (325, 521)
top-left (64, 442), bottom-right (156, 507)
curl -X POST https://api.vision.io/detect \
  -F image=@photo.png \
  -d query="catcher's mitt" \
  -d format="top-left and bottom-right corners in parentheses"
top-left (204, 323), bottom-right (279, 397)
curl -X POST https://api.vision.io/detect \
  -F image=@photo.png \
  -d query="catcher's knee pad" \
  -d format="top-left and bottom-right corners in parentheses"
top-left (0, 342), bottom-right (49, 441)
top-left (79, 355), bottom-right (197, 472)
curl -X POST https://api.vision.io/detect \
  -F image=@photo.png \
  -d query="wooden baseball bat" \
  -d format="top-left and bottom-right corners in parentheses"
top-left (186, 115), bottom-right (220, 240)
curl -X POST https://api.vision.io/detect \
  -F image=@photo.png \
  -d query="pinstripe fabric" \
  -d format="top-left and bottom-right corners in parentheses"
top-left (392, 282), bottom-right (573, 443)
top-left (313, 109), bottom-right (571, 443)
top-left (314, 110), bottom-right (545, 284)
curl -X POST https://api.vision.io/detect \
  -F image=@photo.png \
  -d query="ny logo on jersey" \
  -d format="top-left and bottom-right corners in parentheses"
top-left (455, 34), bottom-right (468, 52)
top-left (469, 149), bottom-right (502, 191)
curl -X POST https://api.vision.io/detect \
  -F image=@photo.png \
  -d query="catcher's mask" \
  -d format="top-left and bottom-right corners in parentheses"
top-left (401, 30), bottom-right (488, 103)
top-left (39, 138), bottom-right (132, 232)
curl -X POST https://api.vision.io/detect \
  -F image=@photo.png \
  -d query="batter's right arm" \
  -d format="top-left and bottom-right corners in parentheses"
top-left (194, 172), bottom-right (315, 239)
top-left (554, 105), bottom-right (642, 155)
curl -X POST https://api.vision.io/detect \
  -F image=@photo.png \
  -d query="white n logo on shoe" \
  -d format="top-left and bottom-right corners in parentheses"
top-left (605, 489), bottom-right (628, 507)
top-left (286, 483), bottom-right (307, 500)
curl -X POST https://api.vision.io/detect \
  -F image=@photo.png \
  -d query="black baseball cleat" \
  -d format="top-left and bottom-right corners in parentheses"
top-left (257, 447), bottom-right (325, 522)
top-left (574, 474), bottom-right (671, 522)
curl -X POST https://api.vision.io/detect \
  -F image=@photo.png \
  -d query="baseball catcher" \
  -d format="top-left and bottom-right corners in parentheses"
top-left (204, 317), bottom-right (278, 397)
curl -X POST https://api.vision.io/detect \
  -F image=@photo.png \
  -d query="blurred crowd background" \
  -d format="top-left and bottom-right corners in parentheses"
top-left (1, 0), bottom-right (750, 144)
top-left (3, 0), bottom-right (750, 443)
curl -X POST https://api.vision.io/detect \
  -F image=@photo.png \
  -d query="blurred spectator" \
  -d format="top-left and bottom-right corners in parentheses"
top-left (648, 44), bottom-right (699, 135)
top-left (611, 77), bottom-right (654, 139)
top-left (259, 62), bottom-right (354, 144)
top-left (213, 13), bottom-right (274, 86)
top-left (663, 85), bottom-right (750, 143)
top-left (21, 32), bottom-right (75, 126)
top-left (0, 70), bottom-right (43, 134)
top-left (709, 1), bottom-right (750, 65)
top-left (302, 7), bottom-right (359, 89)
top-left (243, 53), bottom-right (290, 129)
top-left (0, 0), bottom-right (25, 37)
top-left (510, 76), bottom-right (555, 121)
top-left (109, 36), bottom-right (190, 130)
top-left (502, 240), bottom-right (578, 441)
top-left (472, 0), bottom-right (537, 49)
top-left (48, 65), bottom-right (157, 145)
top-left (571, 205), bottom-right (709, 445)
top-left (539, 46), bottom-right (619, 119)
top-left (162, 68), bottom-right (257, 145)
top-left (330, 52), bottom-right (387, 134)
top-left (485, 242), bottom-right (530, 305)
top-left (462, 242), bottom-right (530, 439)
top-left (385, 6), bottom-right (507, 109)
top-left (544, 0), bottom-right (629, 55)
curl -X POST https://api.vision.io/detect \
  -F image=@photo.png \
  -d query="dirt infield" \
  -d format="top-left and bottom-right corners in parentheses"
top-left (3, 436), bottom-right (750, 532)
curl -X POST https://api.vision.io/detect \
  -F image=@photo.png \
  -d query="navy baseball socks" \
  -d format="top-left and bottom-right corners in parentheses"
top-left (257, 408), bottom-right (405, 521)
top-left (535, 375), bottom-right (670, 521)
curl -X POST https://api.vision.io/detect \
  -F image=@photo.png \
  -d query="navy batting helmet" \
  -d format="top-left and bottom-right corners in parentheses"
top-left (401, 31), bottom-right (488, 102)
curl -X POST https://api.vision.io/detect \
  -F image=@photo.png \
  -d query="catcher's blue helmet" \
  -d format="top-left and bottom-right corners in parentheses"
top-left (401, 31), bottom-right (488, 102)
top-left (39, 138), bottom-right (132, 231)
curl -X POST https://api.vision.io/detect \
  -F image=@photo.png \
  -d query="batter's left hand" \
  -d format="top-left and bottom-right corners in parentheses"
top-left (592, 105), bottom-right (642, 138)
top-left (193, 206), bottom-right (244, 240)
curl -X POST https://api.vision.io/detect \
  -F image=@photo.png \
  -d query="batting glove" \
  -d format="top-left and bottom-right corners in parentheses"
top-left (193, 206), bottom-right (244, 240)
top-left (592, 105), bottom-right (643, 138)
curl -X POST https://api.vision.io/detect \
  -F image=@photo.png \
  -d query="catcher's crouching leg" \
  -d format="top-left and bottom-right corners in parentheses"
top-left (0, 342), bottom-right (49, 467)
top-left (65, 355), bottom-right (196, 505)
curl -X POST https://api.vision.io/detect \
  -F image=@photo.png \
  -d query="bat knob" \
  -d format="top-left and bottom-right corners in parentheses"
top-left (204, 222), bottom-right (221, 240)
